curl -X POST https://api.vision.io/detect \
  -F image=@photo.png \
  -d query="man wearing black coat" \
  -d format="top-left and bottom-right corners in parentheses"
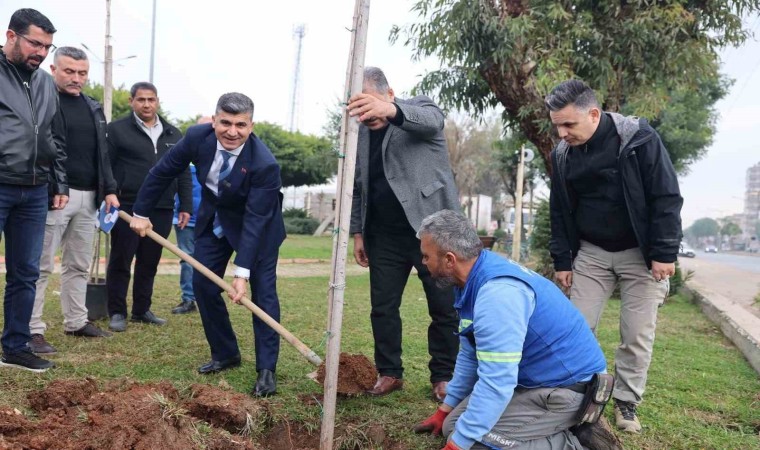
top-left (29, 47), bottom-right (118, 355)
top-left (0, 8), bottom-right (67, 373)
top-left (106, 81), bottom-right (192, 332)
top-left (546, 80), bottom-right (683, 434)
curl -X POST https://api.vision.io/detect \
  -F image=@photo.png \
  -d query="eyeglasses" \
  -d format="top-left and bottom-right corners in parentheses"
top-left (16, 33), bottom-right (56, 52)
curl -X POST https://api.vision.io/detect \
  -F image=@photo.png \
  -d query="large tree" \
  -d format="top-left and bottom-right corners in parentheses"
top-left (444, 116), bottom-right (501, 198)
top-left (391, 0), bottom-right (757, 174)
top-left (688, 217), bottom-right (720, 239)
top-left (254, 122), bottom-right (336, 188)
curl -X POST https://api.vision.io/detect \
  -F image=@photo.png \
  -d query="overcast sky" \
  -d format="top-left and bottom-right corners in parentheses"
top-left (2, 1), bottom-right (758, 227)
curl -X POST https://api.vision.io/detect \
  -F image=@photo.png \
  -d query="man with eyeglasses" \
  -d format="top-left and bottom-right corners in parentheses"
top-left (0, 8), bottom-right (68, 373)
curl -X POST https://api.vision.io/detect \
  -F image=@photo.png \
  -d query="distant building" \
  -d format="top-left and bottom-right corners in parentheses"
top-left (741, 161), bottom-right (760, 249)
top-left (462, 194), bottom-right (493, 232)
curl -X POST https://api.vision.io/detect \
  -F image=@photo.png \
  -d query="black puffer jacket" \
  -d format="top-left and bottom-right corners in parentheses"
top-left (106, 113), bottom-right (192, 211)
top-left (0, 47), bottom-right (67, 193)
top-left (549, 113), bottom-right (683, 271)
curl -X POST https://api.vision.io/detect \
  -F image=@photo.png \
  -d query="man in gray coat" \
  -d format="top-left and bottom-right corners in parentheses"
top-left (348, 67), bottom-right (460, 401)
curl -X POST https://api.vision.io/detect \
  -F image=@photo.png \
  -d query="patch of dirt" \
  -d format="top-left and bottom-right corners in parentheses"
top-left (315, 353), bottom-right (377, 396)
top-left (265, 420), bottom-right (320, 450)
top-left (185, 383), bottom-right (268, 433)
top-left (0, 377), bottom-right (400, 450)
top-left (0, 379), bottom-right (257, 450)
top-left (264, 420), bottom-right (398, 450)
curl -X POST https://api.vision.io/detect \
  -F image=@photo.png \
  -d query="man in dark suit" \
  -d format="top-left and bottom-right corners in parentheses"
top-left (106, 81), bottom-right (192, 332)
top-left (348, 67), bottom-right (460, 401)
top-left (129, 92), bottom-right (285, 397)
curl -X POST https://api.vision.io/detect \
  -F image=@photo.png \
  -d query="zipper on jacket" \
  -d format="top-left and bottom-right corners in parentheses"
top-left (16, 73), bottom-right (40, 185)
top-left (7, 60), bottom-right (42, 185)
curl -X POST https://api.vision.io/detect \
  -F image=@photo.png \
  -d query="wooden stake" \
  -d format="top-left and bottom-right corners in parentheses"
top-left (117, 210), bottom-right (323, 367)
top-left (320, 1), bottom-right (370, 448)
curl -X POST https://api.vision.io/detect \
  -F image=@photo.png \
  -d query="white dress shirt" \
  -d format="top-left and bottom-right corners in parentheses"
top-left (134, 113), bottom-right (163, 152)
top-left (207, 141), bottom-right (249, 279)
top-left (206, 141), bottom-right (244, 195)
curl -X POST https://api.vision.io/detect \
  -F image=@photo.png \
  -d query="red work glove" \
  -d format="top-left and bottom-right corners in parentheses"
top-left (442, 441), bottom-right (462, 450)
top-left (413, 407), bottom-right (450, 436)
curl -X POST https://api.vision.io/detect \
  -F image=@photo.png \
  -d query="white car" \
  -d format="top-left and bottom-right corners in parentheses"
top-left (678, 243), bottom-right (696, 258)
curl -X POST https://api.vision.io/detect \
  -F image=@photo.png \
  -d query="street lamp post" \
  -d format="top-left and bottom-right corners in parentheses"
top-left (104, 0), bottom-right (113, 122)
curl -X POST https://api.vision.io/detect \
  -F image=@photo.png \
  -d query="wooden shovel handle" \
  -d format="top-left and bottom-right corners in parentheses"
top-left (118, 210), bottom-right (323, 366)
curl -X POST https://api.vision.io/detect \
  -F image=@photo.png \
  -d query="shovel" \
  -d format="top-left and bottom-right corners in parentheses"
top-left (118, 210), bottom-right (323, 366)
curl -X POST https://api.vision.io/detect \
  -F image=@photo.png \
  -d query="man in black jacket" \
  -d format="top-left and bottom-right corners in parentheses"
top-left (0, 9), bottom-right (67, 373)
top-left (29, 47), bottom-right (118, 356)
top-left (106, 81), bottom-right (192, 332)
top-left (546, 80), bottom-right (683, 433)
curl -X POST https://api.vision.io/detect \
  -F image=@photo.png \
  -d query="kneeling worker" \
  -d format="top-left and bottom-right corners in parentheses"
top-left (414, 210), bottom-right (614, 449)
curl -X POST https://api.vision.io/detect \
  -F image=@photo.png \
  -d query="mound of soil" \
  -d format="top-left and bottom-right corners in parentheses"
top-left (0, 379), bottom-right (258, 450)
top-left (315, 353), bottom-right (377, 396)
top-left (0, 375), bottom-right (401, 450)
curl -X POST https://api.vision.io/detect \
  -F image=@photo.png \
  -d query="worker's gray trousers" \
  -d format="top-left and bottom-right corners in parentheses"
top-left (442, 387), bottom-right (585, 449)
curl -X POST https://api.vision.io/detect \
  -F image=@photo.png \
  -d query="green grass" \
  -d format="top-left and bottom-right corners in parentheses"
top-left (1, 230), bottom-right (344, 263)
top-left (1, 272), bottom-right (759, 448)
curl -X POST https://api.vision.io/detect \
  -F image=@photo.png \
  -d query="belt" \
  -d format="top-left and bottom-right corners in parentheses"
top-left (562, 382), bottom-right (588, 394)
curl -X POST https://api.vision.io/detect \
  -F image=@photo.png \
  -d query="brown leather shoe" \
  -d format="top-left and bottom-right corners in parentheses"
top-left (431, 381), bottom-right (448, 402)
top-left (367, 376), bottom-right (403, 396)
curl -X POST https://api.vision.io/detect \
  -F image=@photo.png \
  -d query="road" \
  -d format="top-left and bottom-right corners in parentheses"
top-left (679, 251), bottom-right (760, 319)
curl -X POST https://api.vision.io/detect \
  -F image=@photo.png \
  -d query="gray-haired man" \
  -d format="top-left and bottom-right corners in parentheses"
top-left (28, 47), bottom-right (119, 356)
top-left (348, 67), bottom-right (460, 401)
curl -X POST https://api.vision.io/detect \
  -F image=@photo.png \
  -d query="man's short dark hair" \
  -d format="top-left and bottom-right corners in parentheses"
top-left (8, 8), bottom-right (56, 35)
top-left (215, 92), bottom-right (255, 119)
top-left (130, 81), bottom-right (158, 98)
top-left (544, 80), bottom-right (600, 112)
top-left (364, 66), bottom-right (390, 94)
top-left (54, 46), bottom-right (87, 63)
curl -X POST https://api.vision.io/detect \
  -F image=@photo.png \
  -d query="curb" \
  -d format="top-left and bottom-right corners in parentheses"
top-left (682, 283), bottom-right (760, 376)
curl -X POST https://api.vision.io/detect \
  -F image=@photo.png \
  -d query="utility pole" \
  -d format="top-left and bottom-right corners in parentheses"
top-left (512, 145), bottom-right (525, 261)
top-left (149, 0), bottom-right (157, 83)
top-left (289, 24), bottom-right (306, 132)
top-left (103, 0), bottom-right (114, 122)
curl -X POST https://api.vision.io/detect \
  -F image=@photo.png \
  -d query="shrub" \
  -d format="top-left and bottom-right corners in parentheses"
top-left (283, 208), bottom-right (308, 219)
top-left (668, 261), bottom-right (694, 298)
top-left (476, 228), bottom-right (488, 236)
top-left (529, 199), bottom-right (554, 279)
top-left (284, 217), bottom-right (320, 235)
top-left (493, 228), bottom-right (507, 240)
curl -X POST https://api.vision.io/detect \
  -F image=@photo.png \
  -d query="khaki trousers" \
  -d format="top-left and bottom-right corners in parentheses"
top-left (570, 240), bottom-right (668, 404)
top-left (30, 189), bottom-right (97, 334)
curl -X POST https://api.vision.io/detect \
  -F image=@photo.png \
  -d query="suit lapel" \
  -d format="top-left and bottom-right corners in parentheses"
top-left (358, 127), bottom-right (370, 189)
top-left (381, 125), bottom-right (395, 164)
top-left (198, 133), bottom-right (217, 190)
top-left (219, 138), bottom-right (253, 196)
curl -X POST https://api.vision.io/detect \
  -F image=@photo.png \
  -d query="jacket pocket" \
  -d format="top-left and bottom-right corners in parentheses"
top-left (421, 180), bottom-right (444, 198)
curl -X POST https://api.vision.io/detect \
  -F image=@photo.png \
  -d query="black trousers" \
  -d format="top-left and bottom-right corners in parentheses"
top-left (192, 225), bottom-right (281, 369)
top-left (107, 205), bottom-right (173, 317)
top-left (365, 229), bottom-right (459, 383)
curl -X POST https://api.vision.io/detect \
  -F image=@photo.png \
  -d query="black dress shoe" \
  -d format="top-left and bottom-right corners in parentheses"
top-left (171, 301), bottom-right (197, 314)
top-left (131, 310), bottom-right (167, 326)
top-left (197, 355), bottom-right (241, 374)
top-left (252, 369), bottom-right (276, 397)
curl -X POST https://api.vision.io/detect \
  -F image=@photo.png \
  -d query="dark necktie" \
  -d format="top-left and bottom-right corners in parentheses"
top-left (213, 151), bottom-right (233, 238)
